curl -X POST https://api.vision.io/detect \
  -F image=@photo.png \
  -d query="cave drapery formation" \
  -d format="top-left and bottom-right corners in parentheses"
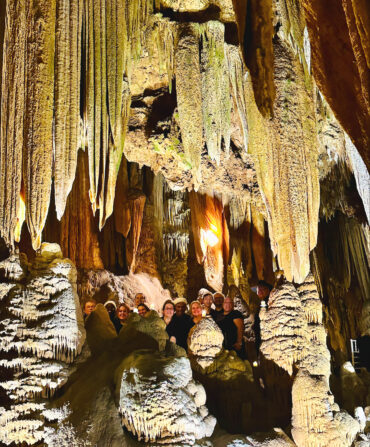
top-left (0, 0), bottom-right (369, 446)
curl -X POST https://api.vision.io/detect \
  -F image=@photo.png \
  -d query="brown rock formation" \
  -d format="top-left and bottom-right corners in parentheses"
top-left (302, 0), bottom-right (370, 169)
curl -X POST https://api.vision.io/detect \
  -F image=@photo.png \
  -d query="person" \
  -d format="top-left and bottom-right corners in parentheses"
top-left (203, 292), bottom-right (214, 316)
top-left (190, 301), bottom-right (203, 324)
top-left (254, 280), bottom-right (273, 355)
top-left (211, 292), bottom-right (224, 321)
top-left (217, 296), bottom-right (245, 358)
top-left (83, 299), bottom-right (96, 320)
top-left (134, 293), bottom-right (146, 308)
top-left (113, 303), bottom-right (130, 334)
top-left (137, 303), bottom-right (150, 317)
top-left (104, 300), bottom-right (117, 322)
top-left (166, 297), bottom-right (194, 350)
top-left (197, 288), bottom-right (212, 306)
top-left (162, 300), bottom-right (175, 326)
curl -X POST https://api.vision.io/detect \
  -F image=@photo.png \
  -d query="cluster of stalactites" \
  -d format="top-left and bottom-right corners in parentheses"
top-left (0, 0), bottom-right (152, 250)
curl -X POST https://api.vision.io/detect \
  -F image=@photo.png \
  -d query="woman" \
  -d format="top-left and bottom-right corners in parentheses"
top-left (162, 300), bottom-right (175, 326)
top-left (217, 296), bottom-right (245, 358)
top-left (113, 303), bottom-right (130, 334)
top-left (190, 300), bottom-right (203, 324)
top-left (137, 303), bottom-right (150, 317)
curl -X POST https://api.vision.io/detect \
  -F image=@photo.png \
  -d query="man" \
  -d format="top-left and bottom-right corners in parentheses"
top-left (134, 293), bottom-right (146, 308)
top-left (166, 297), bottom-right (194, 350)
top-left (217, 296), bottom-right (245, 358)
top-left (104, 300), bottom-right (117, 322)
top-left (203, 292), bottom-right (214, 316)
top-left (211, 292), bottom-right (224, 322)
top-left (197, 288), bottom-right (212, 306)
top-left (83, 299), bottom-right (96, 320)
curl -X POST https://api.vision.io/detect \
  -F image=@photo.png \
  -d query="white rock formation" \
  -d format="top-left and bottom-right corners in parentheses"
top-left (0, 244), bottom-right (86, 445)
top-left (260, 274), bottom-right (360, 447)
top-left (116, 350), bottom-right (216, 444)
top-left (188, 317), bottom-right (224, 368)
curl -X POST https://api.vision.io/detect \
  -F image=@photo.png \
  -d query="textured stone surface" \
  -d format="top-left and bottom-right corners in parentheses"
top-left (116, 350), bottom-right (216, 444)
top-left (0, 243), bottom-right (86, 445)
top-left (188, 317), bottom-right (224, 368)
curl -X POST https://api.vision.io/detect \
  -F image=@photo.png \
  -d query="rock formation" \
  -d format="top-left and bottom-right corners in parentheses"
top-left (0, 0), bottom-right (369, 445)
top-left (0, 243), bottom-right (85, 445)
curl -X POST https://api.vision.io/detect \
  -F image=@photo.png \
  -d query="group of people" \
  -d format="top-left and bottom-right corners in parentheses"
top-left (83, 292), bottom-right (152, 334)
top-left (82, 281), bottom-right (273, 361)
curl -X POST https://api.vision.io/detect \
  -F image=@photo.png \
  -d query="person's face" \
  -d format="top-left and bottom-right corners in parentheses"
top-left (105, 303), bottom-right (115, 314)
top-left (223, 297), bottom-right (234, 313)
top-left (214, 294), bottom-right (224, 308)
top-left (134, 294), bottom-right (145, 306)
top-left (117, 306), bottom-right (129, 322)
top-left (203, 294), bottom-right (213, 309)
top-left (163, 303), bottom-right (174, 318)
top-left (84, 301), bottom-right (96, 315)
top-left (175, 302), bottom-right (186, 316)
top-left (138, 305), bottom-right (148, 317)
top-left (257, 286), bottom-right (269, 300)
top-left (191, 302), bottom-right (202, 317)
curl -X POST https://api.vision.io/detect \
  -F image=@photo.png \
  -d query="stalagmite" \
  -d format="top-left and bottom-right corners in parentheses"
top-left (200, 21), bottom-right (231, 163)
top-left (0, 0), bottom-right (26, 247)
top-left (175, 24), bottom-right (203, 188)
top-left (24, 0), bottom-right (56, 250)
top-left (54, 0), bottom-right (83, 220)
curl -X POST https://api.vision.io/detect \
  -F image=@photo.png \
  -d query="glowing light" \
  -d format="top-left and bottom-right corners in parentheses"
top-left (200, 223), bottom-right (219, 255)
top-left (201, 309), bottom-right (206, 317)
top-left (253, 361), bottom-right (258, 367)
top-left (14, 194), bottom-right (26, 242)
top-left (133, 308), bottom-right (138, 313)
top-left (150, 303), bottom-right (155, 310)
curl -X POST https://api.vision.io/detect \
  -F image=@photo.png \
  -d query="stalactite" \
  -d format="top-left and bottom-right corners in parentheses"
top-left (175, 24), bottom-right (203, 189)
top-left (0, 0), bottom-right (26, 247)
top-left (54, 0), bottom-right (83, 220)
top-left (126, 192), bottom-right (146, 273)
top-left (23, 0), bottom-right (56, 250)
top-left (61, 150), bottom-right (104, 270)
top-left (85, 0), bottom-right (108, 218)
top-left (84, 0), bottom-right (151, 229)
top-left (225, 44), bottom-right (248, 151)
top-left (251, 204), bottom-right (266, 280)
top-left (302, 0), bottom-right (370, 169)
top-left (149, 15), bottom-right (177, 91)
top-left (200, 21), bottom-right (231, 164)
top-left (189, 191), bottom-right (229, 291)
top-left (232, 0), bottom-right (275, 118)
top-left (246, 36), bottom-right (319, 283)
top-left (114, 157), bottom-right (131, 238)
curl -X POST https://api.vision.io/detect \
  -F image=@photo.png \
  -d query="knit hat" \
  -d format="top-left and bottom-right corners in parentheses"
top-left (198, 288), bottom-right (212, 299)
top-left (173, 297), bottom-right (188, 305)
top-left (104, 300), bottom-right (117, 309)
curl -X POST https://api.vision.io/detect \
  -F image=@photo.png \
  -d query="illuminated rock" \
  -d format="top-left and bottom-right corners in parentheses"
top-left (115, 350), bottom-right (216, 444)
top-left (188, 317), bottom-right (224, 368)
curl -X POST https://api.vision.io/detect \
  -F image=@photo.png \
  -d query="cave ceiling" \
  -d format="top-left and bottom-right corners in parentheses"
top-left (0, 0), bottom-right (368, 287)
